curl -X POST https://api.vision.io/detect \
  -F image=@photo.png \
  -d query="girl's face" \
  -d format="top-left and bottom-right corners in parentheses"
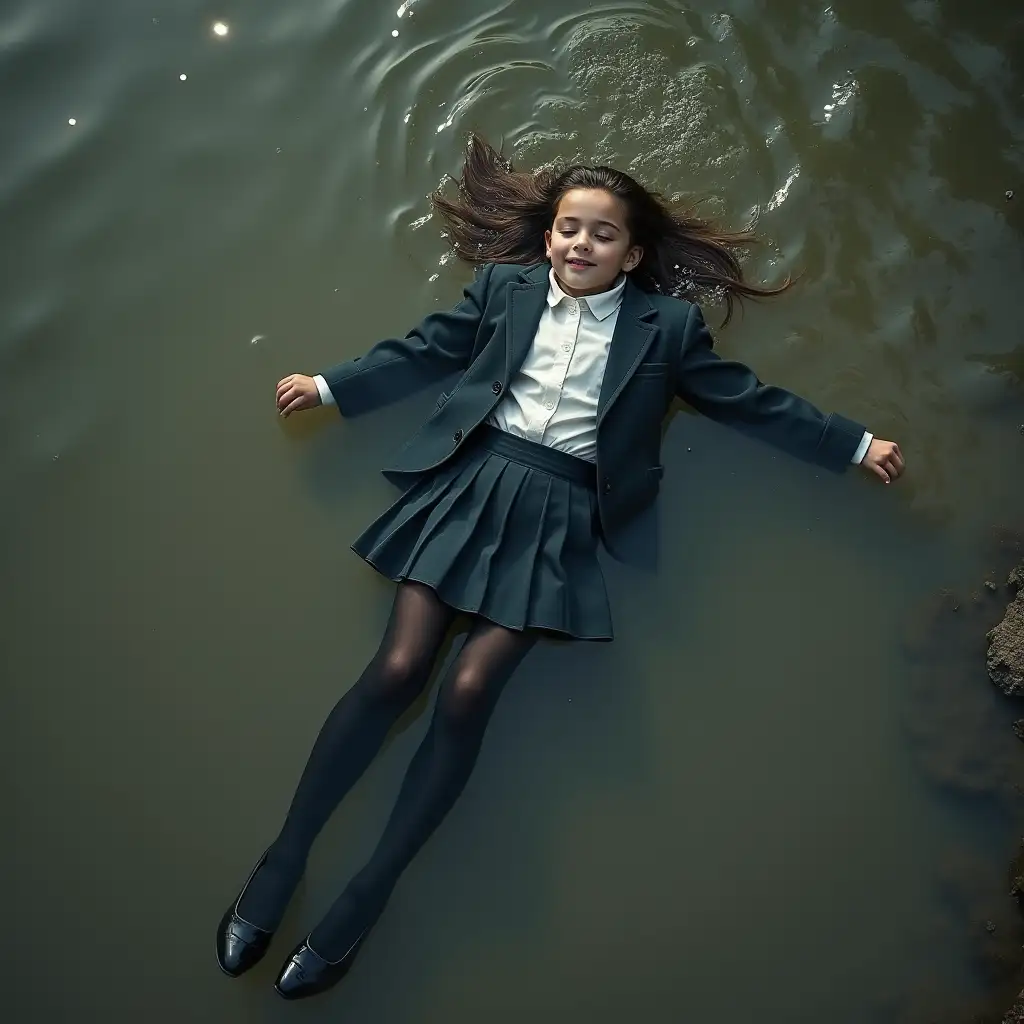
top-left (545, 188), bottom-right (643, 296)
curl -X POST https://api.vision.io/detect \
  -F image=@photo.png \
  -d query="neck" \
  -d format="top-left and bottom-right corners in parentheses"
top-left (553, 272), bottom-right (623, 298)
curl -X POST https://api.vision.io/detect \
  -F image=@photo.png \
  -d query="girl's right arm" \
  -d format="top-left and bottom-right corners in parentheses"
top-left (276, 264), bottom-right (495, 420)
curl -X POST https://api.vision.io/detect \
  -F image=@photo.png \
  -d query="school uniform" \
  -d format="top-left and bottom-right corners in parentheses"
top-left (313, 261), bottom-right (871, 642)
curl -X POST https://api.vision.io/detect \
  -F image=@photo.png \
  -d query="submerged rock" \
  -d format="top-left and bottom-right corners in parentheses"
top-left (1003, 990), bottom-right (1024, 1023)
top-left (1010, 840), bottom-right (1024, 912)
top-left (988, 564), bottom-right (1024, 697)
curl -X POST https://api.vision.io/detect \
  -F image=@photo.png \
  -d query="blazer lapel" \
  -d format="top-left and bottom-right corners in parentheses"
top-left (596, 279), bottom-right (658, 425)
top-left (505, 265), bottom-right (549, 381)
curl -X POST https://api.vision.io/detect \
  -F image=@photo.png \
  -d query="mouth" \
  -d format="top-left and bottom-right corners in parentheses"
top-left (564, 258), bottom-right (595, 270)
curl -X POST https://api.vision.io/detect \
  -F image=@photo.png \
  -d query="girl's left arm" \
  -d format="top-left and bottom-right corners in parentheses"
top-left (675, 304), bottom-right (904, 480)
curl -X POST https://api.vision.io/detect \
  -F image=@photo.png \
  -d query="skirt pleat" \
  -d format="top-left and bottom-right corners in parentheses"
top-left (352, 428), bottom-right (613, 641)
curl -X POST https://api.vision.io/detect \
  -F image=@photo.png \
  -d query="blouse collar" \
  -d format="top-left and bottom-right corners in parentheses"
top-left (547, 268), bottom-right (626, 322)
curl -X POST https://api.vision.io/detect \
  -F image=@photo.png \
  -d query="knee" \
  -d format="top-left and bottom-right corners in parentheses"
top-left (438, 666), bottom-right (492, 723)
top-left (371, 647), bottom-right (432, 705)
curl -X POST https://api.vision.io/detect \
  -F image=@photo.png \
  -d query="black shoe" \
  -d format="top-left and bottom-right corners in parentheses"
top-left (215, 853), bottom-right (275, 977)
top-left (274, 931), bottom-right (368, 1000)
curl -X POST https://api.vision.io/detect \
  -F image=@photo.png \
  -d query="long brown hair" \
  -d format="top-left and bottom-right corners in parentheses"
top-left (431, 135), bottom-right (790, 324)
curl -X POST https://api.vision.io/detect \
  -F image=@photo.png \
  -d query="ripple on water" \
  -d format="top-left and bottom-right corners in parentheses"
top-left (375, 3), bottom-right (778, 283)
top-left (0, 0), bottom-right (47, 51)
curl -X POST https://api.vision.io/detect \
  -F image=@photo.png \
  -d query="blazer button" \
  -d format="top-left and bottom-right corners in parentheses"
top-left (453, 429), bottom-right (464, 444)
top-left (491, 381), bottom-right (502, 395)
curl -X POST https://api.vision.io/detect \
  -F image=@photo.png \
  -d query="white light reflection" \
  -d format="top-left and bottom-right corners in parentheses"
top-left (823, 78), bottom-right (857, 122)
top-left (68, 117), bottom-right (76, 125)
top-left (213, 21), bottom-right (229, 37)
top-left (179, 73), bottom-right (187, 81)
top-left (766, 166), bottom-right (800, 212)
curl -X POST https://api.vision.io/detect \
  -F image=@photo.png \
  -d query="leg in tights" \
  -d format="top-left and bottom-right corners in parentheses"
top-left (236, 581), bottom-right (456, 930)
top-left (307, 617), bottom-right (537, 960)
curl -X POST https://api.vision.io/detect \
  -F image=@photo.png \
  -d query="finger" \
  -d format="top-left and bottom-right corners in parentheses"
top-left (276, 376), bottom-right (295, 398)
top-left (281, 395), bottom-right (309, 417)
top-left (871, 462), bottom-right (891, 484)
top-left (887, 457), bottom-right (903, 479)
top-left (277, 386), bottom-right (298, 411)
top-left (892, 449), bottom-right (905, 472)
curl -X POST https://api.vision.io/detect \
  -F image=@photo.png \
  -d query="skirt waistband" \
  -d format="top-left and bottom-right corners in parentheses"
top-left (472, 424), bottom-right (597, 489)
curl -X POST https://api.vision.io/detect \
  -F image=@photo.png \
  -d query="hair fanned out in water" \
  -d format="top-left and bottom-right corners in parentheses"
top-left (430, 135), bottom-right (791, 324)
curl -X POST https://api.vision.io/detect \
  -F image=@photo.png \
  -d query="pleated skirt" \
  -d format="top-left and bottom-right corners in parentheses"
top-left (351, 424), bottom-right (613, 641)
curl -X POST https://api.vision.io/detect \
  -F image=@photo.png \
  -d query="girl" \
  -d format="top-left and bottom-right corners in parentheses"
top-left (216, 136), bottom-right (904, 1000)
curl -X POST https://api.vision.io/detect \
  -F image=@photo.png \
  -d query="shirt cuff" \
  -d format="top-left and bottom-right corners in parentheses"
top-left (851, 431), bottom-right (873, 465)
top-left (313, 374), bottom-right (335, 407)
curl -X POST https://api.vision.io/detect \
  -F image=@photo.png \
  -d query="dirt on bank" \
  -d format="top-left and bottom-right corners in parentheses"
top-left (997, 561), bottom-right (1024, 1024)
top-left (896, 532), bottom-right (1024, 1024)
top-left (989, 563), bottom-right (1024, 699)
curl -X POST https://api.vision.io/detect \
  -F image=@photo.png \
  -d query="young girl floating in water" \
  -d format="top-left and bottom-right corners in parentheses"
top-left (216, 135), bottom-right (904, 1000)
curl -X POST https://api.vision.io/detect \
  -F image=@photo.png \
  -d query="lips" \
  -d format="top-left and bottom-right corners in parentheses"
top-left (565, 258), bottom-right (595, 269)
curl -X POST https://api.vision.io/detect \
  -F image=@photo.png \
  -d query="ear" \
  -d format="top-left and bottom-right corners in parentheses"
top-left (544, 229), bottom-right (553, 258)
top-left (624, 245), bottom-right (643, 272)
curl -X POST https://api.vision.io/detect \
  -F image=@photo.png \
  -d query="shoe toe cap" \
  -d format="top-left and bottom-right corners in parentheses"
top-left (274, 957), bottom-right (308, 999)
top-left (216, 913), bottom-right (270, 976)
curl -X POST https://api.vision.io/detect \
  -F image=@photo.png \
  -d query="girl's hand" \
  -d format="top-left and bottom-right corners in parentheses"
top-left (861, 438), bottom-right (905, 484)
top-left (276, 374), bottom-right (322, 417)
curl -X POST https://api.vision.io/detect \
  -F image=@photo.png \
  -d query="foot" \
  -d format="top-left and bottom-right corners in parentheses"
top-left (274, 932), bottom-right (368, 1000)
top-left (215, 853), bottom-right (277, 977)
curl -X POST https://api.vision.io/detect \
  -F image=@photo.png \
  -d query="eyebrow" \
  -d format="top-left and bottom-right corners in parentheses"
top-left (556, 216), bottom-right (623, 232)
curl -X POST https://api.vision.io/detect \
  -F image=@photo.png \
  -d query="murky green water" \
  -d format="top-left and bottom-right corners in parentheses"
top-left (3, 1), bottom-right (1023, 1020)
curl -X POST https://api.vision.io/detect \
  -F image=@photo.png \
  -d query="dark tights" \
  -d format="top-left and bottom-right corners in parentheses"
top-left (237, 581), bottom-right (535, 959)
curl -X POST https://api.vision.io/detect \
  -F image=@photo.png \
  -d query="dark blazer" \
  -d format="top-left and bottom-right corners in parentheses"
top-left (321, 261), bottom-right (866, 560)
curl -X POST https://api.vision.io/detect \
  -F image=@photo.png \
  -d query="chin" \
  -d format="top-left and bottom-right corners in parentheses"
top-left (559, 262), bottom-right (613, 285)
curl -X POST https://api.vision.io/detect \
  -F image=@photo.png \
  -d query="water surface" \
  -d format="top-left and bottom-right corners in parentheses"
top-left (2, 1), bottom-right (1023, 1020)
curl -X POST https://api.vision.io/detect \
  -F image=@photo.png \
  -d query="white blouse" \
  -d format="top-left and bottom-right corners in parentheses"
top-left (484, 270), bottom-right (626, 462)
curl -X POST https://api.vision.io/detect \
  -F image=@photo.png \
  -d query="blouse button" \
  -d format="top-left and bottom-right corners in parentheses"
top-left (491, 381), bottom-right (502, 395)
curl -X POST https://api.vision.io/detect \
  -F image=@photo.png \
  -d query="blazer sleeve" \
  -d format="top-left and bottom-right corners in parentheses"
top-left (319, 262), bottom-right (495, 417)
top-left (674, 303), bottom-right (865, 471)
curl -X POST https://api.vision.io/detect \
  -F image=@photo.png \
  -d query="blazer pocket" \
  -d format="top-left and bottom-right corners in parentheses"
top-left (648, 464), bottom-right (665, 480)
top-left (633, 361), bottom-right (669, 378)
top-left (435, 390), bottom-right (451, 411)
